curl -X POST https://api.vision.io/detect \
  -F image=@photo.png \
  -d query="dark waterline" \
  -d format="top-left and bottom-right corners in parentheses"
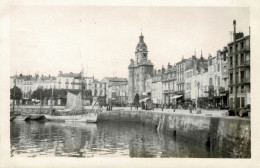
top-left (11, 120), bottom-right (225, 158)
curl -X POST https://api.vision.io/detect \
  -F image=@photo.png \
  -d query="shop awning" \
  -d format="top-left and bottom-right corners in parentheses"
top-left (139, 97), bottom-right (150, 103)
top-left (171, 95), bottom-right (183, 99)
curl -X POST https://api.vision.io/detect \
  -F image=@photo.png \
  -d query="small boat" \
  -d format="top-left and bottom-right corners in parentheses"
top-left (25, 115), bottom-right (46, 121)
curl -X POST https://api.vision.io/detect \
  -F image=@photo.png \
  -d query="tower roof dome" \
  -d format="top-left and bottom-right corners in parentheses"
top-left (136, 33), bottom-right (147, 52)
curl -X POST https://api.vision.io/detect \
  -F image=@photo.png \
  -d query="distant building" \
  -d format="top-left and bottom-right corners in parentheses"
top-left (128, 33), bottom-right (154, 103)
top-left (175, 58), bottom-right (186, 101)
top-left (228, 20), bottom-right (250, 109)
top-left (34, 75), bottom-right (56, 91)
top-left (151, 70), bottom-right (163, 105)
top-left (101, 77), bottom-right (128, 104)
top-left (56, 71), bottom-right (83, 90)
top-left (220, 46), bottom-right (229, 107)
top-left (10, 74), bottom-right (35, 98)
top-left (91, 80), bottom-right (106, 105)
top-left (161, 63), bottom-right (177, 106)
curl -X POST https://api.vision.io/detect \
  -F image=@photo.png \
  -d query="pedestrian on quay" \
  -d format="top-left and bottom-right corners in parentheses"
top-left (130, 103), bottom-right (132, 111)
top-left (161, 104), bottom-right (164, 111)
top-left (189, 104), bottom-right (192, 114)
top-left (173, 105), bottom-right (175, 112)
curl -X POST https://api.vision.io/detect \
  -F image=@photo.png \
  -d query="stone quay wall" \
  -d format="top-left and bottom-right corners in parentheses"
top-left (98, 110), bottom-right (251, 158)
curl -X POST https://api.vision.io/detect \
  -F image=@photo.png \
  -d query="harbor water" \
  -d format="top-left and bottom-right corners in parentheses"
top-left (11, 120), bottom-right (227, 158)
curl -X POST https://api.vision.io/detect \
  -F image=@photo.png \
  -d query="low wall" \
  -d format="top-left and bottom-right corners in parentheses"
top-left (98, 110), bottom-right (251, 158)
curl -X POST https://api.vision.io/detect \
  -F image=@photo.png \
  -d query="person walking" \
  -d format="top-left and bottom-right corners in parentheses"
top-left (189, 104), bottom-right (192, 114)
top-left (161, 104), bottom-right (164, 111)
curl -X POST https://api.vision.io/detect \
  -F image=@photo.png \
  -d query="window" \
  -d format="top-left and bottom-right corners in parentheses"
top-left (218, 77), bottom-right (220, 86)
top-left (230, 46), bottom-right (233, 53)
top-left (223, 53), bottom-right (227, 61)
top-left (236, 97), bottom-right (240, 108)
top-left (241, 97), bottom-right (245, 108)
top-left (230, 57), bottom-right (233, 67)
top-left (230, 87), bottom-right (233, 94)
top-left (241, 42), bottom-right (244, 49)
top-left (217, 64), bottom-right (220, 72)
top-left (241, 71), bottom-right (244, 83)
top-left (240, 54), bottom-right (244, 64)
top-left (236, 72), bottom-right (239, 83)
top-left (246, 54), bottom-right (250, 62)
top-left (235, 55), bottom-right (238, 65)
top-left (241, 85), bottom-right (244, 93)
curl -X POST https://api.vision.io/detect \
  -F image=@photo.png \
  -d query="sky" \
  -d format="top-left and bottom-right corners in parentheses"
top-left (10, 6), bottom-right (250, 80)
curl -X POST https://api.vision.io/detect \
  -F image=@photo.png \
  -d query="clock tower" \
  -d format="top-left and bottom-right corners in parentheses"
top-left (128, 33), bottom-right (154, 103)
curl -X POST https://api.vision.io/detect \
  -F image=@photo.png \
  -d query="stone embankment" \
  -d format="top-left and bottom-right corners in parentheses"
top-left (98, 110), bottom-right (251, 158)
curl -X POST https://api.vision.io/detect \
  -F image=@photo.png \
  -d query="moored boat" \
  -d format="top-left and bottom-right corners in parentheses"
top-left (25, 114), bottom-right (46, 121)
top-left (45, 71), bottom-right (101, 123)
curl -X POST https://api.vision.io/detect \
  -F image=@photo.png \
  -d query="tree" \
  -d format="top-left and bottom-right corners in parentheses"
top-left (10, 86), bottom-right (22, 100)
top-left (133, 94), bottom-right (139, 105)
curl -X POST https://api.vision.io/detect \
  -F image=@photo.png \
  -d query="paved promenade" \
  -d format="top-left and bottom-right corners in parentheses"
top-left (105, 106), bottom-right (228, 116)
top-left (16, 105), bottom-right (249, 119)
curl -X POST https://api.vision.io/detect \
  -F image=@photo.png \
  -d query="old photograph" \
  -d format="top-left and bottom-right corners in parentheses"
top-left (1, 1), bottom-right (259, 167)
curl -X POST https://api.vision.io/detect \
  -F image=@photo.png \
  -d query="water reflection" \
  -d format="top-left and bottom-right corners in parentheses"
top-left (11, 121), bottom-right (224, 158)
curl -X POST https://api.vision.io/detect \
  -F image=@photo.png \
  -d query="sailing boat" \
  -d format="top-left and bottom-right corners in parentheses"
top-left (25, 86), bottom-right (46, 121)
top-left (45, 72), bottom-right (100, 123)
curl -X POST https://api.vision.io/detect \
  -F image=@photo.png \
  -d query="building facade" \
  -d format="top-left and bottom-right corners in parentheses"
top-left (161, 64), bottom-right (177, 106)
top-left (228, 20), bottom-right (250, 110)
top-left (151, 70), bottom-right (163, 105)
top-left (101, 77), bottom-right (128, 104)
top-left (128, 33), bottom-right (154, 103)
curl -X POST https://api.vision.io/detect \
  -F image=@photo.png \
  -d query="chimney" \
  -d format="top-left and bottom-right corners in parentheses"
top-left (233, 20), bottom-right (236, 42)
top-left (59, 71), bottom-right (62, 76)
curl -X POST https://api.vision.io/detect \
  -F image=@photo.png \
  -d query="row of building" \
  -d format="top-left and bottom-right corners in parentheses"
top-left (128, 20), bottom-right (250, 109)
top-left (10, 71), bottom-right (128, 106)
top-left (10, 20), bottom-right (250, 109)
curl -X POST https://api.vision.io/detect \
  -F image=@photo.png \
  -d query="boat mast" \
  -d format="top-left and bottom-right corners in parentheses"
top-left (13, 73), bottom-right (17, 111)
top-left (82, 74), bottom-right (84, 113)
top-left (50, 87), bottom-right (53, 115)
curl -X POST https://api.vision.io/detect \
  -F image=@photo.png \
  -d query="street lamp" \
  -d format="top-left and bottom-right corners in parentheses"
top-left (196, 81), bottom-right (200, 109)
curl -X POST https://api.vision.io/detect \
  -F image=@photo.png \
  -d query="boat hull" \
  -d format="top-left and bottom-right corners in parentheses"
top-left (45, 113), bottom-right (98, 123)
top-left (25, 115), bottom-right (46, 121)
